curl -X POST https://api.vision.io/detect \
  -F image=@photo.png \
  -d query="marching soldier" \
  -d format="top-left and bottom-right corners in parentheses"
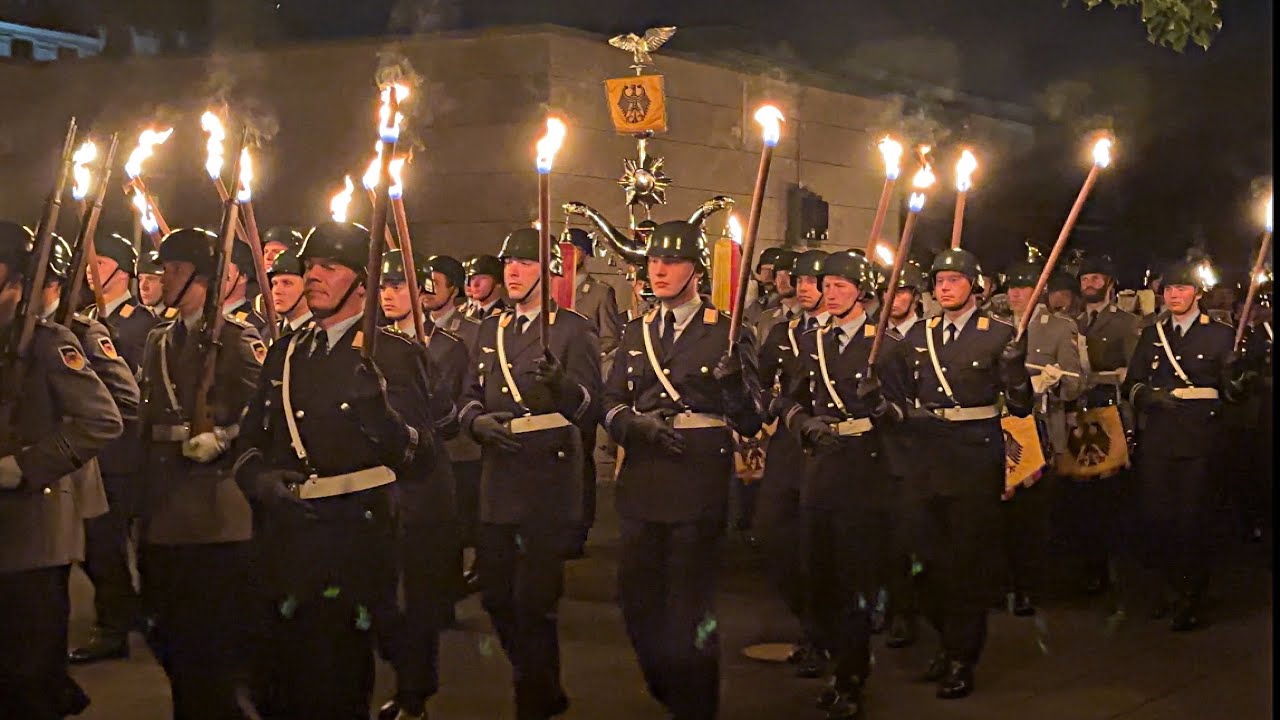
top-left (753, 249), bottom-right (800, 342)
top-left (1047, 271), bottom-right (1082, 316)
top-left (224, 241), bottom-right (270, 334)
top-left (458, 228), bottom-right (601, 719)
top-left (885, 265), bottom-right (925, 339)
top-left (774, 250), bottom-right (901, 718)
top-left (602, 221), bottom-right (761, 720)
top-left (136, 248), bottom-right (168, 313)
top-left (422, 254), bottom-right (481, 350)
top-left (233, 222), bottom-right (443, 718)
top-left (462, 253), bottom-right (507, 320)
top-left (1002, 260), bottom-right (1085, 617)
top-left (885, 247), bottom-right (1033, 699)
top-left (257, 227), bottom-right (306, 328)
top-left (565, 228), bottom-right (621, 357)
top-left (755, 248), bottom-right (828, 676)
top-left (743, 246), bottom-right (785, 329)
top-left (1237, 288), bottom-right (1272, 541)
top-left (1122, 259), bottom-right (1246, 631)
top-left (267, 250), bottom-right (314, 338)
top-left (1, 222), bottom-right (123, 719)
top-left (261, 226), bottom-right (302, 267)
top-left (136, 227), bottom-right (265, 718)
top-left (86, 232), bottom-right (161, 367)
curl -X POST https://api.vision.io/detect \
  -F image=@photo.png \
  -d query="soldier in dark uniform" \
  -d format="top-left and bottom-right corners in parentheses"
top-left (1, 221), bottom-right (123, 720)
top-left (234, 222), bottom-right (443, 719)
top-left (885, 248), bottom-right (1032, 699)
top-left (422, 255), bottom-right (480, 350)
top-left (458, 228), bottom-right (601, 720)
top-left (1237, 286), bottom-right (1272, 541)
top-left (137, 228), bottom-right (265, 718)
top-left (267, 250), bottom-right (313, 338)
top-left (603, 221), bottom-right (762, 720)
top-left (743, 246), bottom-right (784, 329)
top-left (1122, 259), bottom-right (1247, 631)
top-left (755, 248), bottom-right (828, 675)
top-left (136, 248), bottom-right (168, 314)
top-left (462, 253), bottom-right (507, 320)
top-left (223, 240), bottom-right (270, 334)
top-left (566, 228), bottom-right (621, 357)
top-left (86, 233), bottom-right (161, 366)
top-left (261, 226), bottom-right (302, 267)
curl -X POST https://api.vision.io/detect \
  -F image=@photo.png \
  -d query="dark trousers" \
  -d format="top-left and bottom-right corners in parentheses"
top-left (454, 460), bottom-right (482, 549)
top-left (755, 475), bottom-right (808, 637)
top-left (912, 493), bottom-right (1001, 665)
top-left (477, 523), bottom-right (571, 720)
top-left (1055, 469), bottom-right (1136, 584)
top-left (803, 507), bottom-right (883, 686)
top-left (1139, 450), bottom-right (1214, 596)
top-left (618, 518), bottom-right (721, 720)
top-left (0, 565), bottom-right (73, 720)
top-left (580, 429), bottom-right (598, 545)
top-left (884, 482), bottom-right (918, 624)
top-left (83, 474), bottom-right (140, 635)
top-left (1000, 475), bottom-right (1050, 597)
top-left (393, 516), bottom-right (462, 714)
top-left (142, 542), bottom-right (256, 720)
top-left (258, 598), bottom-right (376, 720)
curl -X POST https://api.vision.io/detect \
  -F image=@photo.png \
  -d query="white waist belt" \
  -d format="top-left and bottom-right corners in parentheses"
top-left (510, 413), bottom-right (571, 434)
top-left (151, 424), bottom-right (191, 442)
top-left (932, 405), bottom-right (1000, 422)
top-left (831, 418), bottom-right (873, 436)
top-left (672, 412), bottom-right (728, 430)
top-left (1171, 387), bottom-right (1220, 400)
top-left (295, 465), bottom-right (395, 500)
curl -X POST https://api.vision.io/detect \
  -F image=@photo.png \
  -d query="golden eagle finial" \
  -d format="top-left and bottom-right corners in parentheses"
top-left (608, 26), bottom-right (677, 70)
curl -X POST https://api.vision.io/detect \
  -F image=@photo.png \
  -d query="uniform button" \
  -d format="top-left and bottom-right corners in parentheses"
top-left (1196, 354), bottom-right (1204, 359)
top-left (1175, 355), bottom-right (1181, 360)
top-left (340, 402), bottom-right (350, 411)
top-left (972, 361), bottom-right (979, 367)
top-left (43, 487), bottom-right (52, 495)
top-left (479, 363), bottom-right (485, 370)
top-left (700, 366), bottom-right (709, 373)
top-left (937, 387), bottom-right (944, 392)
top-left (855, 373), bottom-right (862, 379)
top-left (507, 363), bottom-right (514, 369)
top-left (501, 386), bottom-right (509, 394)
top-left (557, 450), bottom-right (566, 459)
top-left (719, 447), bottom-right (727, 455)
top-left (364, 510), bottom-right (373, 520)
top-left (659, 392), bottom-right (668, 398)
top-left (663, 369), bottom-right (671, 375)
top-left (294, 410), bottom-right (305, 419)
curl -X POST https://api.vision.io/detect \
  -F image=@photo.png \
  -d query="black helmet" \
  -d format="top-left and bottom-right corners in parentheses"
top-left (230, 240), bottom-right (256, 277)
top-left (97, 234), bottom-right (139, 276)
top-left (756, 246), bottom-right (784, 271)
top-left (137, 249), bottom-right (163, 276)
top-left (0, 220), bottom-right (34, 275)
top-left (499, 227), bottom-right (562, 274)
top-left (794, 249), bottom-right (830, 278)
top-left (46, 234), bottom-right (72, 281)
top-left (1004, 260), bottom-right (1044, 289)
top-left (297, 221), bottom-right (370, 272)
top-left (1079, 254), bottom-right (1117, 279)
top-left (1162, 259), bottom-right (1209, 290)
top-left (262, 226), bottom-right (303, 252)
top-left (158, 228), bottom-right (219, 278)
top-left (380, 248), bottom-right (434, 293)
top-left (646, 221), bottom-right (709, 273)
top-left (423, 255), bottom-right (465, 297)
top-left (896, 262), bottom-right (926, 290)
top-left (267, 249), bottom-right (304, 279)
top-left (819, 250), bottom-right (877, 294)
top-left (563, 227), bottom-right (593, 258)
top-left (772, 249), bottom-right (799, 274)
top-left (930, 248), bottom-right (982, 284)
top-left (463, 254), bottom-right (503, 281)
top-left (1047, 271), bottom-right (1078, 295)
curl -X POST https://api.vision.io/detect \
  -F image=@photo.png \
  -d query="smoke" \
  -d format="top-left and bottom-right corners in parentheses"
top-left (387, 0), bottom-right (462, 35)
top-left (872, 93), bottom-right (953, 149)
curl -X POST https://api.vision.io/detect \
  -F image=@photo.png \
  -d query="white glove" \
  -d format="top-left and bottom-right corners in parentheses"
top-left (182, 430), bottom-right (228, 464)
top-left (1031, 364), bottom-right (1064, 394)
top-left (0, 455), bottom-right (22, 490)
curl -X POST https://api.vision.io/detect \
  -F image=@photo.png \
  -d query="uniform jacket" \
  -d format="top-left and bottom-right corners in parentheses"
top-left (419, 323), bottom-right (479, 463)
top-left (463, 297), bottom-right (507, 322)
top-left (754, 302), bottom-right (801, 348)
top-left (459, 304), bottom-right (601, 525)
top-left (756, 315), bottom-right (810, 495)
top-left (1122, 310), bottom-right (1237, 458)
top-left (604, 300), bottom-right (762, 523)
top-left (227, 298), bottom-right (271, 336)
top-left (68, 313), bottom-right (140, 517)
top-left (1018, 305), bottom-right (1085, 454)
top-left (1, 321), bottom-right (122, 573)
top-left (575, 272), bottom-right (621, 358)
top-left (1076, 303), bottom-right (1140, 407)
top-left (138, 315), bottom-right (263, 545)
top-left (433, 305), bottom-right (481, 354)
top-left (89, 294), bottom-right (159, 372)
top-left (742, 289), bottom-right (778, 330)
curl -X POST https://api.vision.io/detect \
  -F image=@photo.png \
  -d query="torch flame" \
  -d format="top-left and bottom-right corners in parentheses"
top-left (200, 111), bottom-right (226, 180)
top-left (71, 140), bottom-right (97, 201)
top-left (388, 157), bottom-right (406, 200)
top-left (754, 105), bottom-right (785, 148)
top-left (235, 148), bottom-right (253, 203)
top-left (362, 143), bottom-right (383, 190)
top-left (875, 242), bottom-right (895, 267)
top-left (1265, 193), bottom-right (1273, 233)
top-left (131, 187), bottom-right (158, 234)
top-left (378, 84), bottom-right (410, 143)
top-left (330, 175), bottom-right (355, 223)
top-left (1255, 270), bottom-right (1271, 286)
top-left (1092, 137), bottom-right (1113, 169)
top-left (728, 214), bottom-right (744, 246)
top-left (125, 127), bottom-right (174, 180)
top-left (1196, 261), bottom-right (1217, 289)
top-left (877, 136), bottom-right (904, 181)
top-left (907, 158), bottom-right (937, 213)
top-left (955, 149), bottom-right (978, 193)
top-left (535, 116), bottom-right (567, 174)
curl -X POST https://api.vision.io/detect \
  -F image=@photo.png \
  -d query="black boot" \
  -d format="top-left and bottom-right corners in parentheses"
top-left (68, 629), bottom-right (129, 664)
top-left (1012, 592), bottom-right (1036, 617)
top-left (920, 653), bottom-right (948, 683)
top-left (796, 646), bottom-right (830, 679)
top-left (936, 661), bottom-right (975, 699)
top-left (824, 679), bottom-right (865, 719)
top-left (885, 614), bottom-right (917, 649)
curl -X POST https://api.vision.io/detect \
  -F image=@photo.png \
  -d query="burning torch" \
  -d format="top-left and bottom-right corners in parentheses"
top-left (536, 116), bottom-right (567, 350)
top-left (1235, 192), bottom-right (1274, 349)
top-left (864, 136), bottom-right (904, 256)
top-left (362, 84), bottom-right (409, 354)
top-left (59, 135), bottom-right (119, 321)
top-left (951, 149), bottom-right (978, 249)
top-left (869, 157), bottom-right (936, 365)
top-left (729, 104), bottom-right (785, 349)
top-left (123, 127), bottom-right (173, 247)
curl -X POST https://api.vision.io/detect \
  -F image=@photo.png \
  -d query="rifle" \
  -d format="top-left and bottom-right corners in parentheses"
top-left (57, 133), bottom-right (119, 325)
top-left (191, 130), bottom-right (246, 436)
top-left (0, 118), bottom-right (77, 446)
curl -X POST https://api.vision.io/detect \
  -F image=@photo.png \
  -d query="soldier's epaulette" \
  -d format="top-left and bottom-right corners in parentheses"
top-left (119, 303), bottom-right (135, 318)
top-left (499, 311), bottom-right (514, 328)
top-left (1199, 313), bottom-right (1210, 325)
top-left (163, 307), bottom-right (179, 320)
top-left (71, 312), bottom-right (92, 328)
top-left (435, 326), bottom-right (464, 344)
top-left (224, 313), bottom-right (252, 329)
top-left (987, 315), bottom-right (1014, 328)
top-left (376, 326), bottom-right (418, 346)
top-left (928, 316), bottom-right (941, 329)
top-left (788, 316), bottom-right (803, 330)
top-left (864, 323), bottom-right (876, 338)
top-left (703, 308), bottom-right (722, 325)
top-left (643, 308), bottom-right (658, 323)
top-left (554, 307), bottom-right (589, 323)
top-left (446, 317), bottom-right (462, 333)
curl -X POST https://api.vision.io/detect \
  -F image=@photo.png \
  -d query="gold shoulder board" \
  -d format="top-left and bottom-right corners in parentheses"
top-left (120, 304), bottom-right (135, 318)
top-left (977, 316), bottom-right (990, 331)
top-left (864, 324), bottom-right (876, 338)
top-left (703, 308), bottom-right (720, 325)
top-left (352, 331), bottom-right (364, 349)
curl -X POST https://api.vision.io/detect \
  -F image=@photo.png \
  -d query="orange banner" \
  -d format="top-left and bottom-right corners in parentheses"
top-left (605, 75), bottom-right (668, 134)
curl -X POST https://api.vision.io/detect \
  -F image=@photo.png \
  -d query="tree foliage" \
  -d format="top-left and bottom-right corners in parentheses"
top-left (1074, 0), bottom-right (1223, 51)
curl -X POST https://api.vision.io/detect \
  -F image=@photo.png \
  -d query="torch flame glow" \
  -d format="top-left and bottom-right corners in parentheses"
top-left (875, 242), bottom-right (895, 266)
top-left (1265, 193), bottom-right (1273, 233)
top-left (132, 187), bottom-right (158, 234)
top-left (362, 143), bottom-right (383, 190)
top-left (877, 136), bottom-right (904, 181)
top-left (378, 84), bottom-right (410, 142)
top-left (1196, 261), bottom-right (1218, 289)
top-left (388, 157), bottom-right (406, 200)
top-left (1092, 137), bottom-right (1113, 169)
top-left (907, 159), bottom-right (937, 213)
top-left (125, 127), bottom-right (174, 180)
top-left (235, 148), bottom-right (253, 203)
top-left (535, 117), bottom-right (567, 174)
top-left (201, 111), bottom-right (226, 180)
top-left (955, 149), bottom-right (978, 193)
top-left (330, 175), bottom-right (355, 223)
top-left (754, 105), bottom-right (785, 147)
top-left (1255, 270), bottom-right (1271, 286)
top-left (728, 214), bottom-right (744, 246)
top-left (71, 140), bottom-right (97, 201)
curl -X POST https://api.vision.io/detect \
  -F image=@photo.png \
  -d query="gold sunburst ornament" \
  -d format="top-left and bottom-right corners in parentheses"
top-left (618, 138), bottom-right (672, 218)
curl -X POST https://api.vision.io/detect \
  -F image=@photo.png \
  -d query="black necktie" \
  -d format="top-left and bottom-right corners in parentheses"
top-left (944, 324), bottom-right (957, 345)
top-left (661, 310), bottom-right (677, 354)
top-left (1087, 310), bottom-right (1098, 330)
top-left (1172, 321), bottom-right (1184, 339)
top-left (831, 327), bottom-right (846, 349)
top-left (312, 329), bottom-right (329, 357)
top-left (515, 316), bottom-right (529, 336)
top-left (172, 322), bottom-right (188, 350)
top-left (804, 316), bottom-right (816, 332)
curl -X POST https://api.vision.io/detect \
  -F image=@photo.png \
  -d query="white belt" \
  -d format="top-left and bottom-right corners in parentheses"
top-left (1171, 387), bottom-right (1219, 400)
top-left (831, 417), bottom-right (873, 436)
top-left (931, 405), bottom-right (999, 422)
top-left (294, 465), bottom-right (395, 500)
top-left (1090, 369), bottom-right (1127, 385)
top-left (151, 424), bottom-right (191, 442)
top-left (509, 413), bottom-right (571, 434)
top-left (672, 412), bottom-right (728, 430)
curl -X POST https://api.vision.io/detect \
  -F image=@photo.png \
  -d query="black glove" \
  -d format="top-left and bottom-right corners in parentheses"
top-left (796, 415), bottom-right (841, 452)
top-left (998, 332), bottom-right (1029, 382)
top-left (625, 409), bottom-right (685, 456)
top-left (346, 357), bottom-right (410, 447)
top-left (904, 405), bottom-right (946, 426)
top-left (713, 348), bottom-right (743, 384)
top-left (246, 469), bottom-right (316, 520)
top-left (1135, 386), bottom-right (1178, 412)
top-left (534, 350), bottom-right (577, 400)
top-left (470, 411), bottom-right (522, 453)
top-left (856, 372), bottom-right (893, 421)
